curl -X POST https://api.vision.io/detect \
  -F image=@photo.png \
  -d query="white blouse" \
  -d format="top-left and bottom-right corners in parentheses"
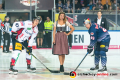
top-left (54, 21), bottom-right (71, 27)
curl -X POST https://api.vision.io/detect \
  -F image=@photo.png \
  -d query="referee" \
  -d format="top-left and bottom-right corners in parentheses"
top-left (66, 22), bottom-right (72, 49)
top-left (1, 16), bottom-right (11, 53)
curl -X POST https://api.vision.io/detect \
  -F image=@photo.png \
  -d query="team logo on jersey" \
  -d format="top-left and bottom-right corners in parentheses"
top-left (27, 28), bottom-right (32, 30)
top-left (91, 32), bottom-right (94, 35)
top-left (70, 71), bottom-right (76, 78)
top-left (15, 23), bottom-right (19, 27)
top-left (20, 0), bottom-right (40, 6)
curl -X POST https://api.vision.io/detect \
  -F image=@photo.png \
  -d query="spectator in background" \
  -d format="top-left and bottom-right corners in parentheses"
top-left (44, 17), bottom-right (53, 48)
top-left (94, 11), bottom-right (108, 30)
top-left (110, 0), bottom-right (114, 3)
top-left (87, 0), bottom-right (94, 10)
top-left (80, 0), bottom-right (85, 8)
top-left (64, 0), bottom-right (72, 13)
top-left (109, 6), bottom-right (112, 10)
top-left (117, 6), bottom-right (120, 10)
top-left (0, 0), bottom-right (3, 10)
top-left (80, 0), bottom-right (90, 8)
top-left (111, 0), bottom-right (119, 10)
top-left (14, 19), bottom-right (19, 22)
top-left (56, 0), bottom-right (63, 12)
top-left (19, 17), bottom-right (23, 21)
top-left (93, 0), bottom-right (98, 5)
top-left (95, 0), bottom-right (102, 10)
top-left (92, 11), bottom-right (109, 56)
top-left (100, 5), bottom-right (104, 10)
top-left (92, 5), bottom-right (96, 10)
top-left (103, 1), bottom-right (110, 10)
top-left (101, 0), bottom-right (111, 6)
top-left (37, 16), bottom-right (44, 48)
top-left (72, 0), bottom-right (81, 13)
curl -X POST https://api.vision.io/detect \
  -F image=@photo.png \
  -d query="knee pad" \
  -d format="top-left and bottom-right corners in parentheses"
top-left (26, 51), bottom-right (31, 60)
top-left (100, 44), bottom-right (109, 52)
top-left (12, 50), bottom-right (21, 60)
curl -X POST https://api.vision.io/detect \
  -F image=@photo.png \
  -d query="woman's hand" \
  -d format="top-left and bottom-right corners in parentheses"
top-left (64, 32), bottom-right (69, 36)
top-left (53, 40), bottom-right (55, 44)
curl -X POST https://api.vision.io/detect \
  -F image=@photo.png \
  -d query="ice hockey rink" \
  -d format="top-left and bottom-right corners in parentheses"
top-left (0, 48), bottom-right (120, 80)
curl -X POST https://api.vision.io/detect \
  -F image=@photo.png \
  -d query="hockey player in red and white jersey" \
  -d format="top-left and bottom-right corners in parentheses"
top-left (9, 17), bottom-right (40, 75)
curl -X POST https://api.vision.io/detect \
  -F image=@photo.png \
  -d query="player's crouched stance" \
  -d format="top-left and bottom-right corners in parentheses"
top-left (84, 18), bottom-right (110, 72)
top-left (9, 17), bottom-right (40, 75)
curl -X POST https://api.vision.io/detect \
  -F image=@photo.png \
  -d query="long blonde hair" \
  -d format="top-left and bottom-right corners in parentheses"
top-left (58, 12), bottom-right (67, 23)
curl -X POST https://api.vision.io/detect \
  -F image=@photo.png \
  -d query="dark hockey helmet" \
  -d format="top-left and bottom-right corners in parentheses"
top-left (33, 16), bottom-right (41, 22)
top-left (83, 18), bottom-right (91, 26)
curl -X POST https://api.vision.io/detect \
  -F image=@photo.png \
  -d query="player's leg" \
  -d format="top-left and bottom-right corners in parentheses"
top-left (26, 52), bottom-right (36, 72)
top-left (23, 40), bottom-right (36, 72)
top-left (9, 39), bottom-right (22, 74)
top-left (98, 36), bottom-right (110, 72)
top-left (9, 50), bottom-right (21, 74)
top-left (90, 42), bottom-right (100, 70)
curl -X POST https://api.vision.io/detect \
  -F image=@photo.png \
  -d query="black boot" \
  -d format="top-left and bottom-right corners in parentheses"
top-left (60, 65), bottom-right (64, 72)
top-left (90, 64), bottom-right (99, 70)
top-left (27, 64), bottom-right (36, 72)
top-left (9, 62), bottom-right (18, 75)
top-left (98, 66), bottom-right (107, 72)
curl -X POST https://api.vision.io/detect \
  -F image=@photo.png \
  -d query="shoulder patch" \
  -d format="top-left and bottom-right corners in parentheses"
top-left (15, 23), bottom-right (19, 27)
top-left (91, 32), bottom-right (94, 35)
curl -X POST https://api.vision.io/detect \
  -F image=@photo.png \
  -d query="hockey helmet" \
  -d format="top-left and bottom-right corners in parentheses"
top-left (33, 16), bottom-right (41, 22)
top-left (83, 18), bottom-right (91, 26)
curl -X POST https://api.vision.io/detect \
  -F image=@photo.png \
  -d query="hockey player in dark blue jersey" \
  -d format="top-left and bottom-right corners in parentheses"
top-left (84, 18), bottom-right (110, 72)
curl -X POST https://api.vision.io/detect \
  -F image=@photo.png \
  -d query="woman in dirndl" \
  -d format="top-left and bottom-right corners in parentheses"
top-left (52, 12), bottom-right (75, 72)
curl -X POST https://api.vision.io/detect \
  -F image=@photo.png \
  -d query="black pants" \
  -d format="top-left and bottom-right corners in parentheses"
top-left (0, 30), bottom-right (1, 46)
top-left (66, 31), bottom-right (72, 47)
top-left (46, 32), bottom-right (52, 48)
top-left (3, 32), bottom-right (10, 52)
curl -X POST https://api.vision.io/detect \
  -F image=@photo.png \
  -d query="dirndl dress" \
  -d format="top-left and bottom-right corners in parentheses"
top-left (52, 21), bottom-right (69, 55)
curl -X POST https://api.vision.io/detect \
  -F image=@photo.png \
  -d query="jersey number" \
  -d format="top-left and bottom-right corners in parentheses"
top-left (95, 23), bottom-right (98, 29)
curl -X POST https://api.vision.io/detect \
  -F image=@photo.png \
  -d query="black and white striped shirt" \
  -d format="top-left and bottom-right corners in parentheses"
top-left (1, 21), bottom-right (10, 33)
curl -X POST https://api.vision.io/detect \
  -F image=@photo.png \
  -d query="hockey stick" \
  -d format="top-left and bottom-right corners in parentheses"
top-left (64, 52), bottom-right (89, 75)
top-left (15, 39), bottom-right (60, 73)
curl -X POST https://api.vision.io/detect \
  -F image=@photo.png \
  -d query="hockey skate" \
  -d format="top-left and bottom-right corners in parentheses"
top-left (90, 64), bottom-right (99, 70)
top-left (27, 64), bottom-right (36, 72)
top-left (9, 63), bottom-right (18, 75)
top-left (98, 66), bottom-right (107, 72)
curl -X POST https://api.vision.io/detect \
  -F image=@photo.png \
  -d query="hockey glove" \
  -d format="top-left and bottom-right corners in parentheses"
top-left (11, 32), bottom-right (17, 39)
top-left (26, 46), bottom-right (32, 55)
top-left (87, 45), bottom-right (93, 54)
